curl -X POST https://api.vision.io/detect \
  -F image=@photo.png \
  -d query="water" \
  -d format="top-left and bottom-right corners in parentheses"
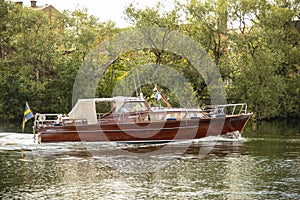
top-left (0, 120), bottom-right (299, 199)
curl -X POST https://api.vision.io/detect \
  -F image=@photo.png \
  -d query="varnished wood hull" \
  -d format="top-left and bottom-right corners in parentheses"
top-left (38, 114), bottom-right (251, 143)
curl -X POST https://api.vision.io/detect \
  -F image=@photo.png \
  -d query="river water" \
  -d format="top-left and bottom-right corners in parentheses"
top-left (0, 120), bottom-right (299, 199)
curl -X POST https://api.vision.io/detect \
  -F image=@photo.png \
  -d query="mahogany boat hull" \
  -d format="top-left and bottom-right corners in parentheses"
top-left (38, 114), bottom-right (251, 143)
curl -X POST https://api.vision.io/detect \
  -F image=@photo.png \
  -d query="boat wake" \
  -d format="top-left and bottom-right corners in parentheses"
top-left (0, 132), bottom-right (247, 173)
top-left (191, 131), bottom-right (247, 142)
top-left (0, 132), bottom-right (75, 151)
top-left (0, 132), bottom-right (37, 149)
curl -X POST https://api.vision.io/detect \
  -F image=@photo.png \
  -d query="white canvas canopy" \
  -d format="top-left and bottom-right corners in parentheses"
top-left (68, 99), bottom-right (99, 124)
top-left (68, 97), bottom-right (142, 124)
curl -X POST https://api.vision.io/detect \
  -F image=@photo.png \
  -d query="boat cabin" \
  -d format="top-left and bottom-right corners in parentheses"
top-left (65, 97), bottom-right (151, 125)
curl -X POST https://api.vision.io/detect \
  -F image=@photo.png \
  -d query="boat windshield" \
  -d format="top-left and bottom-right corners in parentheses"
top-left (117, 102), bottom-right (148, 113)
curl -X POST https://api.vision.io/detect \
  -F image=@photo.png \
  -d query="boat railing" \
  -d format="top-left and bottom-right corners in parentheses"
top-left (203, 103), bottom-right (248, 116)
top-left (33, 113), bottom-right (63, 134)
top-left (149, 109), bottom-right (205, 121)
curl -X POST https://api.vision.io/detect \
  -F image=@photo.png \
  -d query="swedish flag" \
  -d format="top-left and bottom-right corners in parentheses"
top-left (22, 102), bottom-right (34, 132)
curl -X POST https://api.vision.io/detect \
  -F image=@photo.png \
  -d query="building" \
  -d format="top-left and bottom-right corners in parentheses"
top-left (14, 1), bottom-right (61, 25)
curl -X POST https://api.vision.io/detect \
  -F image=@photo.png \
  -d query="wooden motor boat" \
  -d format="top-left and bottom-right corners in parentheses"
top-left (34, 96), bottom-right (252, 143)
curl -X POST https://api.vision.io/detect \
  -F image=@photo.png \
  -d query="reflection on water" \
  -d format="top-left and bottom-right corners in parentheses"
top-left (0, 120), bottom-right (299, 199)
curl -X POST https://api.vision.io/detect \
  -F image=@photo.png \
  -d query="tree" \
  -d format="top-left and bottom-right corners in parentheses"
top-left (0, 2), bottom-right (117, 121)
top-left (227, 0), bottom-right (300, 120)
top-left (123, 2), bottom-right (209, 106)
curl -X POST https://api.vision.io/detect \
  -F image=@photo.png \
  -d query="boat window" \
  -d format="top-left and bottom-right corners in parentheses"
top-left (121, 102), bottom-right (148, 112)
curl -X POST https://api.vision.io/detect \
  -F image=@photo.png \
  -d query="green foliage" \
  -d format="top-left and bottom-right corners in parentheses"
top-left (224, 0), bottom-right (300, 120)
top-left (125, 2), bottom-right (182, 29)
top-left (123, 0), bottom-right (300, 120)
top-left (0, 1), bottom-right (116, 122)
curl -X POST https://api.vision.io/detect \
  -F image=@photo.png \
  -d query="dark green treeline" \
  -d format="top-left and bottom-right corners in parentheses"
top-left (0, 0), bottom-right (299, 122)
